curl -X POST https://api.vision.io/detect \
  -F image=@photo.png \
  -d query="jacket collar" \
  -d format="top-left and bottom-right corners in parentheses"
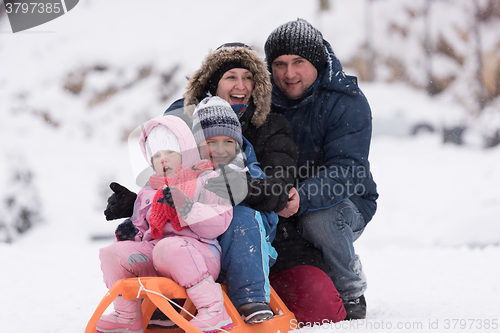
top-left (239, 102), bottom-right (255, 132)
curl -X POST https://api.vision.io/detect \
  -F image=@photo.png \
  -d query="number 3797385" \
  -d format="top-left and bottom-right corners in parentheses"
top-left (5, 2), bottom-right (61, 14)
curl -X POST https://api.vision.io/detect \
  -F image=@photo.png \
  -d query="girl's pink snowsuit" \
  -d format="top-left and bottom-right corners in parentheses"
top-left (99, 116), bottom-right (233, 289)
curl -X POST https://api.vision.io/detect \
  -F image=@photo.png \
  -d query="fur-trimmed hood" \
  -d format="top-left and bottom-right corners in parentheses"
top-left (183, 45), bottom-right (272, 128)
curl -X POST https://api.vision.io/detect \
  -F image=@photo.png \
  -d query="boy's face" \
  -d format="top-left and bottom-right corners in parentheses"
top-left (152, 150), bottom-right (182, 177)
top-left (199, 135), bottom-right (237, 167)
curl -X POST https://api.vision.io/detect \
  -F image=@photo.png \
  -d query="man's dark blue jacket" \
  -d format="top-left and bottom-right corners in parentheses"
top-left (271, 40), bottom-right (378, 225)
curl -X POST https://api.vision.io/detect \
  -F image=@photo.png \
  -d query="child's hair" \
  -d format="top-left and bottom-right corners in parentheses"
top-left (145, 124), bottom-right (181, 165)
top-left (192, 96), bottom-right (243, 148)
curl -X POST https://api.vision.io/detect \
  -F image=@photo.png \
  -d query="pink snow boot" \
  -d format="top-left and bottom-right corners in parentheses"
top-left (186, 276), bottom-right (233, 333)
top-left (96, 296), bottom-right (143, 333)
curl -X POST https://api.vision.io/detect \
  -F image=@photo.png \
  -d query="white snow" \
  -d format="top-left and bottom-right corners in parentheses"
top-left (1, 1), bottom-right (499, 332)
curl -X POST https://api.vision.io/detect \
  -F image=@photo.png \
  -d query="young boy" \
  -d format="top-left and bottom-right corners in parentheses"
top-left (191, 97), bottom-right (279, 324)
top-left (96, 115), bottom-right (233, 333)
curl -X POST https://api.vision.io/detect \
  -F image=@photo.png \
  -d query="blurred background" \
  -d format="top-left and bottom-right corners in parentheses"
top-left (1, 0), bottom-right (499, 248)
top-left (1, 1), bottom-right (499, 331)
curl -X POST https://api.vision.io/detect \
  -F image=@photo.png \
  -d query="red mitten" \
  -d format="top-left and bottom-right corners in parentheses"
top-left (161, 187), bottom-right (194, 227)
top-left (156, 187), bottom-right (192, 232)
top-left (148, 161), bottom-right (212, 237)
top-left (149, 188), bottom-right (172, 238)
top-left (149, 187), bottom-right (188, 237)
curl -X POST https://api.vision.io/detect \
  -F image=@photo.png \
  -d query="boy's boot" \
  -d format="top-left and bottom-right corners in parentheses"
top-left (186, 276), bottom-right (233, 333)
top-left (147, 307), bottom-right (178, 329)
top-left (96, 295), bottom-right (143, 333)
top-left (237, 302), bottom-right (274, 324)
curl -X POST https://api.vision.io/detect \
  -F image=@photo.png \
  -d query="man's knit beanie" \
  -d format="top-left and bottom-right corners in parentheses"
top-left (145, 124), bottom-right (181, 162)
top-left (192, 96), bottom-right (243, 148)
top-left (264, 18), bottom-right (326, 72)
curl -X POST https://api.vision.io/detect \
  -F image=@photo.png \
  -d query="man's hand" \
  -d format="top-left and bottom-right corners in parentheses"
top-left (277, 187), bottom-right (300, 218)
top-left (104, 182), bottom-right (137, 221)
top-left (204, 165), bottom-right (250, 206)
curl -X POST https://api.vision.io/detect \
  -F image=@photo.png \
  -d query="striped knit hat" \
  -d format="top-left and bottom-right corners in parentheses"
top-left (192, 96), bottom-right (243, 148)
top-left (264, 18), bottom-right (326, 72)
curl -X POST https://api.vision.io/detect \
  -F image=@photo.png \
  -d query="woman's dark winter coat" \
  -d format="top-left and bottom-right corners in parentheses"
top-left (167, 45), bottom-right (299, 213)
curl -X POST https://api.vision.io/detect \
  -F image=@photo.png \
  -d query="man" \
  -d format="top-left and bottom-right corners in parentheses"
top-left (264, 18), bottom-right (379, 320)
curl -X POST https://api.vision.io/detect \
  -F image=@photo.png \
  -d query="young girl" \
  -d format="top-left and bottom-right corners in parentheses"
top-left (96, 115), bottom-right (233, 333)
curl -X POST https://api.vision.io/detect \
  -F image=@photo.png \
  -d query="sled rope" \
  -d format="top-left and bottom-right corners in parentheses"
top-left (137, 278), bottom-right (231, 333)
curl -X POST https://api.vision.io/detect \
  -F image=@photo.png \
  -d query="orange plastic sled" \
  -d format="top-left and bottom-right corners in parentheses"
top-left (85, 277), bottom-right (296, 333)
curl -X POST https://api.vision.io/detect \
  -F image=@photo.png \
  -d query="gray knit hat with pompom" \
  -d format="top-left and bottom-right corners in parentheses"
top-left (192, 96), bottom-right (243, 148)
top-left (265, 18), bottom-right (326, 72)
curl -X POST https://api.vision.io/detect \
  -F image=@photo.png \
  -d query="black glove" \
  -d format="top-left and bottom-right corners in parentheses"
top-left (115, 218), bottom-right (139, 241)
top-left (104, 182), bottom-right (137, 221)
top-left (204, 165), bottom-right (250, 206)
top-left (244, 178), bottom-right (289, 212)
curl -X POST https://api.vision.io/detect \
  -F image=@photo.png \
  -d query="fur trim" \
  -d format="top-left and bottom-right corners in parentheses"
top-left (184, 46), bottom-right (272, 128)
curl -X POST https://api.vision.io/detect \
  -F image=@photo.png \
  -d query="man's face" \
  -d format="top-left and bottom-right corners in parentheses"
top-left (271, 55), bottom-right (318, 100)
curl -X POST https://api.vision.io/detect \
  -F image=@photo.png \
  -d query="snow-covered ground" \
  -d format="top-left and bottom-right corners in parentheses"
top-left (2, 133), bottom-right (499, 333)
top-left (1, 1), bottom-right (499, 332)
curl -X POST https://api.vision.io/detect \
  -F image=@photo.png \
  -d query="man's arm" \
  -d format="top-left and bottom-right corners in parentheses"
top-left (244, 113), bottom-right (299, 212)
top-left (297, 94), bottom-right (374, 215)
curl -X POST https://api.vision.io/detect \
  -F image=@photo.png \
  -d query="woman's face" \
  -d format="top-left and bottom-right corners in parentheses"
top-left (198, 135), bottom-right (237, 167)
top-left (216, 68), bottom-right (254, 105)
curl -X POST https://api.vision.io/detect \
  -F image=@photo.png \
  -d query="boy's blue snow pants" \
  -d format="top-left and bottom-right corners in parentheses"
top-left (217, 204), bottom-right (278, 308)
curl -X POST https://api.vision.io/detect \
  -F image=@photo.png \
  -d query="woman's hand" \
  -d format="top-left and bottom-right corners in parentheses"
top-left (104, 182), bottom-right (137, 220)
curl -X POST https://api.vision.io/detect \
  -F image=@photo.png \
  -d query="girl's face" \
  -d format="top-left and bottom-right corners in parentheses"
top-left (199, 135), bottom-right (237, 167)
top-left (216, 68), bottom-right (254, 105)
top-left (152, 150), bottom-right (182, 177)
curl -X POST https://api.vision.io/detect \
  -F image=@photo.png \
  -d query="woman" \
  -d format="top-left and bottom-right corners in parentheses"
top-left (166, 42), bottom-right (297, 214)
top-left (105, 43), bottom-right (345, 325)
top-left (164, 43), bottom-right (298, 323)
